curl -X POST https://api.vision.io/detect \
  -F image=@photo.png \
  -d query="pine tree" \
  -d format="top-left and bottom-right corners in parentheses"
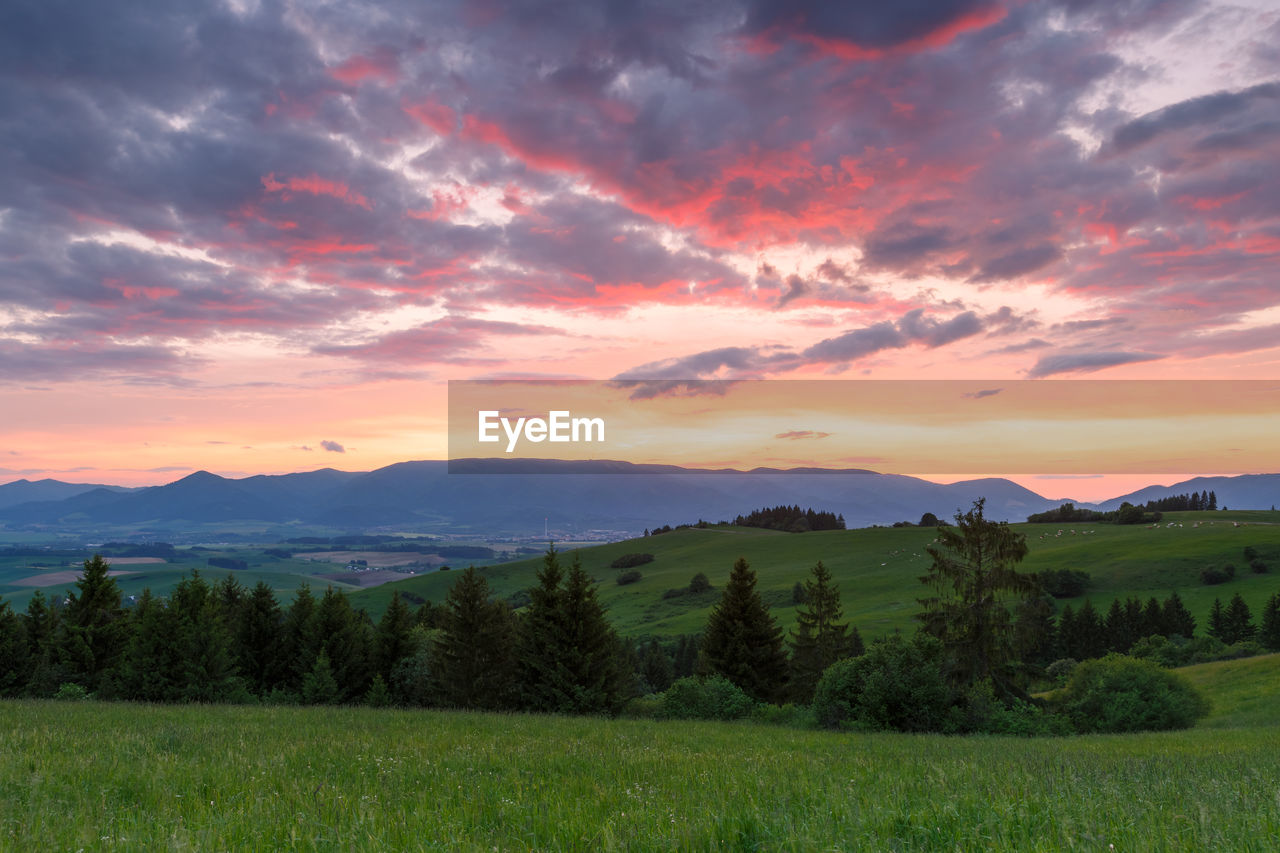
top-left (436, 566), bottom-right (518, 710)
top-left (1207, 598), bottom-right (1226, 642)
top-left (701, 557), bottom-right (789, 703)
top-left (234, 581), bottom-right (284, 696)
top-left (59, 554), bottom-right (127, 690)
top-left (1222, 593), bottom-right (1257, 645)
top-left (917, 499), bottom-right (1037, 697)
top-left (117, 588), bottom-right (181, 701)
top-left (558, 553), bottom-right (628, 714)
top-left (170, 571), bottom-right (241, 703)
top-left (375, 591), bottom-right (418, 684)
top-left (1208, 490), bottom-right (1218, 511)
top-left (1261, 593), bottom-right (1280, 652)
top-left (640, 639), bottom-right (674, 693)
top-left (0, 597), bottom-right (28, 697)
top-left (1013, 595), bottom-right (1057, 669)
top-left (1073, 599), bottom-right (1106, 660)
top-left (281, 584), bottom-right (321, 696)
top-left (1104, 599), bottom-right (1129, 653)
top-left (1162, 592), bottom-right (1196, 638)
top-left (22, 591), bottom-right (62, 697)
top-left (315, 586), bottom-right (371, 702)
top-left (518, 545), bottom-right (572, 712)
top-left (674, 635), bottom-right (699, 678)
top-left (788, 561), bottom-right (858, 702)
top-left (1141, 597), bottom-right (1163, 639)
top-left (301, 649), bottom-right (340, 704)
top-left (1056, 604), bottom-right (1078, 659)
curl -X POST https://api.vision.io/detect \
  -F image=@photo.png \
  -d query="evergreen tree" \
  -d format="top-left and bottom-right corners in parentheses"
top-left (557, 553), bottom-right (628, 713)
top-left (1261, 593), bottom-right (1280, 652)
top-left (234, 581), bottom-right (284, 696)
top-left (1141, 597), bottom-right (1163, 638)
top-left (518, 545), bottom-right (571, 712)
top-left (315, 586), bottom-right (371, 702)
top-left (0, 597), bottom-right (28, 697)
top-left (375, 591), bottom-right (418, 685)
top-left (117, 588), bottom-right (181, 701)
top-left (788, 561), bottom-right (859, 703)
top-left (1208, 490), bottom-right (1218, 510)
top-left (673, 634), bottom-right (699, 678)
top-left (701, 557), bottom-right (789, 703)
top-left (436, 566), bottom-right (518, 710)
top-left (1056, 604), bottom-right (1078, 659)
top-left (917, 499), bottom-right (1037, 697)
top-left (301, 649), bottom-right (340, 704)
top-left (640, 639), bottom-right (674, 693)
top-left (22, 591), bottom-right (62, 697)
top-left (1073, 600), bottom-right (1106, 660)
top-left (1162, 592), bottom-right (1196, 638)
top-left (170, 571), bottom-right (241, 702)
top-left (1104, 599), bottom-right (1130, 653)
top-left (1206, 598), bottom-right (1226, 642)
top-left (281, 585), bottom-right (321, 696)
top-left (1013, 595), bottom-right (1057, 669)
top-left (59, 554), bottom-right (127, 690)
top-left (1222, 593), bottom-right (1257, 645)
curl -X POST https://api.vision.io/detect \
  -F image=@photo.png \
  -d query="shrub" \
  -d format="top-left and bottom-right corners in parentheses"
top-left (1200, 566), bottom-right (1232, 585)
top-left (688, 572), bottom-right (711, 593)
top-left (616, 570), bottom-right (642, 586)
top-left (812, 634), bottom-right (951, 732)
top-left (658, 675), bottom-right (757, 721)
top-left (1039, 570), bottom-right (1091, 598)
top-left (953, 679), bottom-right (1071, 736)
top-left (1250, 559), bottom-right (1268, 574)
top-left (750, 702), bottom-right (816, 729)
top-left (619, 694), bottom-right (663, 719)
top-left (1045, 658), bottom-right (1078, 687)
top-left (54, 683), bottom-right (91, 701)
top-left (610, 553), bottom-right (655, 569)
top-left (1057, 654), bottom-right (1210, 733)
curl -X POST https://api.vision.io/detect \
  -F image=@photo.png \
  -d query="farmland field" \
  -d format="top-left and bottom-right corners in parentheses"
top-left (2, 655), bottom-right (1279, 851)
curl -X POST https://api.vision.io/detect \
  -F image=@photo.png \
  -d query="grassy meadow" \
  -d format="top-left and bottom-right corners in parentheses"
top-left (351, 511), bottom-right (1280, 637)
top-left (3, 655), bottom-right (1279, 851)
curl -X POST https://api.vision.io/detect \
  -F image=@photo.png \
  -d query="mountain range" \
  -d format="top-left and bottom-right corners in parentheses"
top-left (0, 461), bottom-right (1276, 537)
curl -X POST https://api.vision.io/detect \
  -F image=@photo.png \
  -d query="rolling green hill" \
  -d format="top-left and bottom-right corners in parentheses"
top-left (1178, 652), bottom-right (1280, 729)
top-left (351, 511), bottom-right (1280, 639)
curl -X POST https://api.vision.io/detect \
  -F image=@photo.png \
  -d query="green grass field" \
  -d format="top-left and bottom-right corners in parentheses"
top-left (350, 512), bottom-right (1280, 638)
top-left (3, 655), bottom-right (1279, 851)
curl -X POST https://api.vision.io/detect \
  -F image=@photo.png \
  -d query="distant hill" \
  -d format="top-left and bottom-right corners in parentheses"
top-left (0, 459), bottom-right (1065, 534)
top-left (1, 461), bottom-right (1277, 537)
top-left (0, 478), bottom-right (135, 511)
top-left (1096, 474), bottom-right (1280, 512)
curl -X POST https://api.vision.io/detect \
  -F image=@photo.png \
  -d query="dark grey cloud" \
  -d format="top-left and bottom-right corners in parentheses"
top-left (742, 0), bottom-right (999, 48)
top-left (962, 388), bottom-right (1002, 399)
top-left (1028, 350), bottom-right (1165, 377)
top-left (1111, 82), bottom-right (1280, 152)
top-left (320, 440), bottom-right (345, 453)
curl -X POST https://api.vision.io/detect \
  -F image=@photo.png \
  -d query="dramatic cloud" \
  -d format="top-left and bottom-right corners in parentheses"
top-left (1028, 351), bottom-right (1167, 378)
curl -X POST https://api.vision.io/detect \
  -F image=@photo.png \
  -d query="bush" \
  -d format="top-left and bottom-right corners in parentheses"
top-left (616, 570), bottom-right (642, 586)
top-left (750, 702), bottom-right (816, 729)
top-left (1250, 559), bottom-right (1268, 574)
top-left (953, 680), bottom-right (1071, 736)
top-left (688, 572), bottom-right (711, 593)
top-left (54, 683), bottom-right (91, 701)
top-left (610, 553), bottom-right (655, 569)
top-left (1044, 658), bottom-right (1078, 687)
top-left (812, 634), bottom-right (951, 732)
top-left (659, 675), bottom-right (757, 721)
top-left (1039, 570), bottom-right (1090, 598)
top-left (1056, 654), bottom-right (1210, 733)
top-left (619, 695), bottom-right (663, 719)
top-left (1200, 566), bottom-right (1233, 585)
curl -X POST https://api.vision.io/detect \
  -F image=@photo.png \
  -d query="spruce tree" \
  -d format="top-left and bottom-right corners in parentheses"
top-left (1207, 598), bottom-right (1226, 642)
top-left (375, 591), bottom-right (418, 684)
top-left (558, 553), bottom-right (628, 714)
top-left (1261, 593), bottom-right (1280, 651)
top-left (301, 649), bottom-right (340, 704)
top-left (0, 598), bottom-right (28, 697)
top-left (1013, 595), bottom-right (1057, 669)
top-left (22, 591), bottom-right (62, 697)
top-left (1104, 599), bottom-right (1129, 653)
top-left (1222, 593), bottom-right (1257, 645)
top-left (640, 639), bottom-right (675, 693)
top-left (518, 545), bottom-right (572, 712)
top-left (701, 557), bottom-right (788, 703)
top-left (788, 561), bottom-right (858, 703)
top-left (59, 553), bottom-right (127, 690)
top-left (436, 566), bottom-right (518, 710)
top-left (1056, 604), bottom-right (1078, 659)
top-left (1162, 592), bottom-right (1196, 638)
top-left (117, 588), bottom-right (181, 701)
top-left (281, 584), bottom-right (321, 696)
top-left (234, 581), bottom-right (284, 696)
top-left (917, 499), bottom-right (1037, 697)
top-left (1073, 599), bottom-right (1106, 660)
top-left (170, 571), bottom-right (241, 703)
top-left (315, 586), bottom-right (371, 702)
top-left (1141, 597), bottom-right (1163, 639)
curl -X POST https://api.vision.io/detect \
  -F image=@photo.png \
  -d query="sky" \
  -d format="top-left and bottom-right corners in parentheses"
top-left (1, 0), bottom-right (1279, 501)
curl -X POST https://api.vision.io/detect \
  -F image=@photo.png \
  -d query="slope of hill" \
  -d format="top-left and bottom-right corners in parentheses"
top-left (0, 478), bottom-right (135, 510)
top-left (1177, 652), bottom-right (1280, 729)
top-left (1098, 473), bottom-right (1280, 512)
top-left (351, 510), bottom-right (1280, 638)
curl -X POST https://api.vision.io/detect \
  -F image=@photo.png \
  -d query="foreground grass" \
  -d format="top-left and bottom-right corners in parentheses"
top-left (2, 700), bottom-right (1278, 851)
